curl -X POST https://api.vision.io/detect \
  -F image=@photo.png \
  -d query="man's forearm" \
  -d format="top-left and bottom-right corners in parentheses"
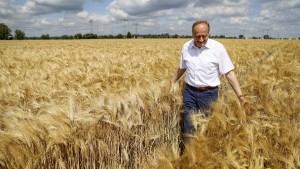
top-left (172, 68), bottom-right (186, 83)
top-left (225, 70), bottom-right (243, 98)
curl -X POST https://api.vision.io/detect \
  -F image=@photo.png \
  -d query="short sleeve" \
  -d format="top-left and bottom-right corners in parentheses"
top-left (179, 51), bottom-right (186, 69)
top-left (218, 46), bottom-right (234, 74)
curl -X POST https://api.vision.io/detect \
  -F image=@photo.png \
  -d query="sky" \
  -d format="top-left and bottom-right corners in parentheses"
top-left (1, 0), bottom-right (300, 38)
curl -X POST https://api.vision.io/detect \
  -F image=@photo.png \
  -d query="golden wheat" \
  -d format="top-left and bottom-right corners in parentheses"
top-left (0, 39), bottom-right (299, 169)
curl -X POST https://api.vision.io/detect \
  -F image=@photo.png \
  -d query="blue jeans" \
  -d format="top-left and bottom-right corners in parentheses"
top-left (181, 84), bottom-right (218, 142)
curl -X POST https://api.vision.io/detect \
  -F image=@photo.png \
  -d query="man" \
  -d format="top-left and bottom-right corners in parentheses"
top-left (172, 20), bottom-right (245, 144)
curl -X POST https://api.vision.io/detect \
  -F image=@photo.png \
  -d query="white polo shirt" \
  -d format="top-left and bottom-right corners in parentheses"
top-left (179, 38), bottom-right (234, 87)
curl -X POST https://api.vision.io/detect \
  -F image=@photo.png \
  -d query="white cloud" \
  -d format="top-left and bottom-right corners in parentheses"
top-left (41, 18), bottom-right (52, 25)
top-left (0, 0), bottom-right (13, 7)
top-left (259, 0), bottom-right (300, 24)
top-left (0, 6), bottom-right (14, 17)
top-left (224, 0), bottom-right (248, 6)
top-left (20, 0), bottom-right (85, 15)
top-left (76, 10), bottom-right (115, 22)
top-left (107, 0), bottom-right (188, 18)
top-left (106, 1), bottom-right (129, 18)
top-left (228, 17), bottom-right (249, 25)
top-left (89, 13), bottom-right (114, 23)
top-left (207, 6), bottom-right (248, 16)
top-left (58, 17), bottom-right (64, 22)
top-left (77, 11), bottom-right (89, 18)
top-left (21, 1), bottom-right (37, 14)
top-left (0, 0), bottom-right (15, 17)
top-left (151, 9), bottom-right (173, 17)
top-left (0, 0), bottom-right (299, 37)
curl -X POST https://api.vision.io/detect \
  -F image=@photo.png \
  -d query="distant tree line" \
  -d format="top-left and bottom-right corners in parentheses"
top-left (33, 32), bottom-right (191, 39)
top-left (1, 23), bottom-right (26, 40)
top-left (1, 23), bottom-right (299, 40)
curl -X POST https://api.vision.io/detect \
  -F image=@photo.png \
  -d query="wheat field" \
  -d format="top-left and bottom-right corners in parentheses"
top-left (0, 39), bottom-right (299, 169)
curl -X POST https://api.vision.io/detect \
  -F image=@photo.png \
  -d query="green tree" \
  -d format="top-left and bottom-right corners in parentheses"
top-left (74, 33), bottom-right (82, 39)
top-left (14, 29), bottom-right (26, 40)
top-left (263, 35), bottom-right (270, 39)
top-left (173, 34), bottom-right (179, 38)
top-left (116, 34), bottom-right (123, 39)
top-left (161, 33), bottom-right (170, 38)
top-left (83, 33), bottom-right (97, 39)
top-left (61, 35), bottom-right (73, 39)
top-left (41, 34), bottom-right (50, 39)
top-left (127, 32), bottom-right (132, 38)
top-left (0, 23), bottom-right (12, 40)
top-left (239, 35), bottom-right (245, 39)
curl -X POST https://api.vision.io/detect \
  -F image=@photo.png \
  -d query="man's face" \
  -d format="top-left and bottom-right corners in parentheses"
top-left (192, 23), bottom-right (209, 48)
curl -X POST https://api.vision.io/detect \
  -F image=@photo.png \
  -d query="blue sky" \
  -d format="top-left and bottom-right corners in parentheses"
top-left (1, 0), bottom-right (300, 38)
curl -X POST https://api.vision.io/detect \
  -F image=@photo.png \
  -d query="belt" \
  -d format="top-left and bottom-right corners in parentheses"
top-left (186, 83), bottom-right (218, 92)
